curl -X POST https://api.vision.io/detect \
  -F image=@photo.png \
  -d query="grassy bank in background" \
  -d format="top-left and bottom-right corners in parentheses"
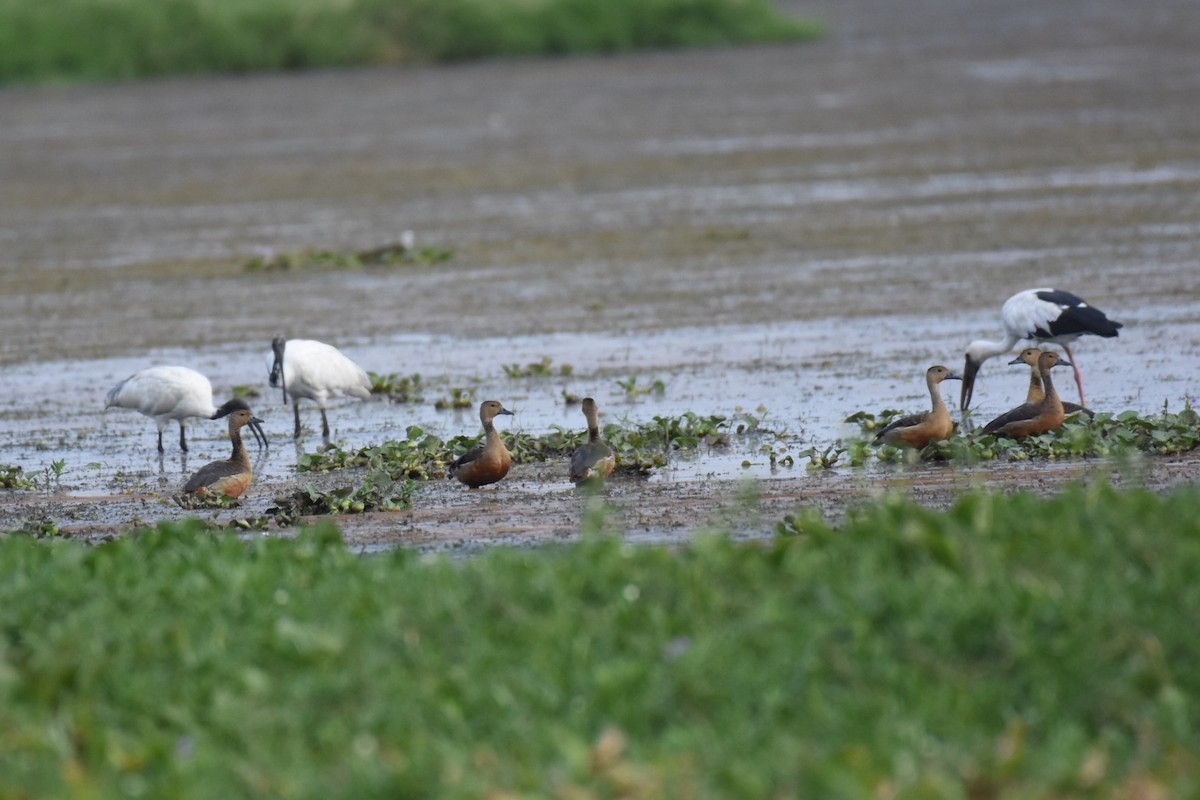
top-left (0, 0), bottom-right (822, 85)
top-left (2, 483), bottom-right (1199, 797)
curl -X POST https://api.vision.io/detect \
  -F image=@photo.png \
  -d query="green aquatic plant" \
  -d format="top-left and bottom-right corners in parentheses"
top-left (0, 464), bottom-right (35, 490)
top-left (367, 371), bottom-right (424, 403)
top-left (501, 356), bottom-right (572, 379)
top-left (616, 375), bottom-right (667, 397)
top-left (294, 413), bottom-right (738, 480)
top-left (433, 387), bottom-right (476, 410)
top-left (843, 404), bottom-right (1200, 464)
top-left (271, 473), bottom-right (416, 524)
top-left (243, 242), bottom-right (453, 273)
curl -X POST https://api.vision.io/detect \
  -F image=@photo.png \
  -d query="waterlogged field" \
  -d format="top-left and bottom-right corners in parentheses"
top-left (2, 484), bottom-right (1199, 797)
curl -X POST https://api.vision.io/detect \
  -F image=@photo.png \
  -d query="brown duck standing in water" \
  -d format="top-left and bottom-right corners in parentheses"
top-left (873, 365), bottom-right (962, 449)
top-left (1009, 347), bottom-right (1094, 418)
top-left (181, 399), bottom-right (268, 498)
top-left (569, 397), bottom-right (616, 486)
top-left (984, 350), bottom-right (1071, 438)
top-left (448, 400), bottom-right (515, 488)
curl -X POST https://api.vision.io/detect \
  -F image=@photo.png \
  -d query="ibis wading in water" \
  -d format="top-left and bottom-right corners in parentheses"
top-left (267, 338), bottom-right (372, 439)
top-left (961, 288), bottom-right (1122, 412)
top-left (983, 350), bottom-right (1071, 438)
top-left (873, 365), bottom-right (961, 449)
top-left (569, 397), bottom-right (616, 485)
top-left (106, 365), bottom-right (222, 452)
top-left (1009, 347), bottom-right (1093, 418)
top-left (181, 399), bottom-right (267, 498)
top-left (448, 400), bottom-right (515, 488)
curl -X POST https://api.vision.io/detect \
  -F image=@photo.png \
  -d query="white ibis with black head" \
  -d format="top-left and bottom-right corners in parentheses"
top-left (961, 288), bottom-right (1122, 412)
top-left (105, 366), bottom-right (214, 452)
top-left (267, 338), bottom-right (372, 439)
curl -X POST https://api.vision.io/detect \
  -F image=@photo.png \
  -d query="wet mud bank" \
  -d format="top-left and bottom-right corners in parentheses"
top-left (1, 0), bottom-right (1198, 542)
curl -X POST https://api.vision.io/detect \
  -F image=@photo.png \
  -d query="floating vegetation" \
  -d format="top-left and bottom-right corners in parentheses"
top-left (433, 387), bottom-right (476, 410)
top-left (295, 413), bottom-right (743, 479)
top-left (0, 464), bottom-right (36, 490)
top-left (271, 473), bottom-right (416, 524)
top-left (502, 356), bottom-right (572, 379)
top-left (243, 241), bottom-right (453, 273)
top-left (367, 371), bottom-right (424, 404)
top-left (824, 404), bottom-right (1200, 467)
top-left (173, 492), bottom-right (243, 510)
top-left (617, 375), bottom-right (666, 397)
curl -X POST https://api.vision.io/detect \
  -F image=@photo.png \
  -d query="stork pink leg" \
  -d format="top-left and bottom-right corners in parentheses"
top-left (1062, 343), bottom-right (1085, 407)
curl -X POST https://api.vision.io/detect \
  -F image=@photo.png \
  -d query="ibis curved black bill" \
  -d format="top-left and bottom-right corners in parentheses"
top-left (248, 417), bottom-right (268, 449)
top-left (960, 356), bottom-right (982, 412)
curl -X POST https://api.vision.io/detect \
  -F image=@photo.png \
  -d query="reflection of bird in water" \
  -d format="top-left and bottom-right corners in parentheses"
top-left (181, 399), bottom-right (267, 499)
top-left (448, 401), bottom-right (515, 488)
top-left (984, 351), bottom-right (1071, 438)
top-left (105, 365), bottom-right (219, 452)
top-left (873, 365), bottom-right (961, 449)
top-left (570, 397), bottom-right (615, 485)
top-left (267, 338), bottom-right (372, 440)
top-left (961, 288), bottom-right (1122, 412)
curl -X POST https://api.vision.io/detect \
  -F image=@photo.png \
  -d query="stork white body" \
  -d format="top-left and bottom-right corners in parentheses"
top-left (267, 338), bottom-right (372, 438)
top-left (104, 365), bottom-right (217, 452)
top-left (961, 288), bottom-right (1122, 411)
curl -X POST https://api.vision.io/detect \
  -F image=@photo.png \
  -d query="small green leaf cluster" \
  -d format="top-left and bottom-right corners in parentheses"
top-left (616, 375), bottom-right (666, 397)
top-left (0, 464), bottom-right (35, 490)
top-left (243, 243), bottom-right (453, 273)
top-left (272, 473), bottom-right (416, 523)
top-left (367, 371), bottom-right (424, 403)
top-left (501, 356), bottom-right (572, 378)
top-left (433, 387), bottom-right (476, 410)
top-left (297, 425), bottom-right (447, 480)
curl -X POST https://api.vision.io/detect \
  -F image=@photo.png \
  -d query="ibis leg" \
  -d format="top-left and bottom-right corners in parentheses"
top-left (293, 403), bottom-right (302, 438)
top-left (320, 409), bottom-right (330, 440)
top-left (179, 422), bottom-right (188, 452)
top-left (157, 430), bottom-right (165, 453)
top-left (1063, 343), bottom-right (1085, 407)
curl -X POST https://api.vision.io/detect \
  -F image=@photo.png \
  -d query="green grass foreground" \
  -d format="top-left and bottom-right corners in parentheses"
top-left (3, 484), bottom-right (1200, 797)
top-left (0, 0), bottom-right (822, 85)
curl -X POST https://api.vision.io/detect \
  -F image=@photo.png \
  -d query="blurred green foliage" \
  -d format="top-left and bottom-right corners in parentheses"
top-left (0, 0), bottom-right (823, 84)
top-left (2, 483), bottom-right (1199, 796)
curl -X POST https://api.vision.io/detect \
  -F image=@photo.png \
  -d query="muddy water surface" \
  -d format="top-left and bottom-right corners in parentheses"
top-left (2, 0), bottom-right (1199, 545)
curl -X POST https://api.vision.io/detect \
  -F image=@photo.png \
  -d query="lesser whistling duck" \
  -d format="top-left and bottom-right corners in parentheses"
top-left (962, 288), bottom-right (1122, 412)
top-left (569, 397), bottom-right (616, 485)
top-left (983, 351), bottom-right (1071, 438)
top-left (1009, 347), bottom-right (1094, 418)
top-left (105, 365), bottom-right (224, 452)
top-left (874, 365), bottom-right (962, 449)
top-left (268, 337), bottom-right (372, 439)
top-left (181, 399), bottom-right (267, 498)
top-left (448, 400), bottom-right (515, 488)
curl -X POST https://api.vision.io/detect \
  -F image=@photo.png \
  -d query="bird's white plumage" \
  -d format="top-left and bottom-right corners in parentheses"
top-left (265, 339), bottom-right (370, 407)
top-left (104, 366), bottom-right (217, 449)
top-left (1000, 288), bottom-right (1084, 345)
top-left (962, 287), bottom-right (1122, 412)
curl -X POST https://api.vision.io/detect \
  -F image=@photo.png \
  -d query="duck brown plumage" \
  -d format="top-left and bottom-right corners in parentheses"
top-left (569, 398), bottom-right (616, 485)
top-left (874, 365), bottom-right (962, 449)
top-left (984, 351), bottom-right (1071, 438)
top-left (448, 400), bottom-right (515, 488)
top-left (181, 399), bottom-right (267, 498)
